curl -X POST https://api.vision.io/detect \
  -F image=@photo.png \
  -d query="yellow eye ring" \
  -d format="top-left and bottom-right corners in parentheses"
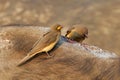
top-left (57, 26), bottom-right (62, 30)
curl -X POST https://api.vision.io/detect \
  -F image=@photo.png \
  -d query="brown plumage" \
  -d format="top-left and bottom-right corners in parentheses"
top-left (65, 24), bottom-right (88, 43)
top-left (17, 24), bottom-right (63, 66)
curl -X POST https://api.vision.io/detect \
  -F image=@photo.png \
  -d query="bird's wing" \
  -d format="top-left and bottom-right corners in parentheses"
top-left (43, 31), bottom-right (50, 37)
top-left (31, 31), bottom-right (50, 49)
top-left (28, 31), bottom-right (60, 55)
top-left (71, 32), bottom-right (82, 39)
top-left (17, 31), bottom-right (60, 66)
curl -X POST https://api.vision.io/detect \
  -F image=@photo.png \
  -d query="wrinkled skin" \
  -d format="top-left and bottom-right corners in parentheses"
top-left (0, 26), bottom-right (120, 80)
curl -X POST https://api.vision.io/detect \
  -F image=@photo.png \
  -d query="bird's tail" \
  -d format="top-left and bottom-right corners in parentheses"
top-left (17, 53), bottom-right (37, 66)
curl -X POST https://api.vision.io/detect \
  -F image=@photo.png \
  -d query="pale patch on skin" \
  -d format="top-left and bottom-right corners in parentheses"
top-left (0, 39), bottom-right (11, 49)
top-left (0, 31), bottom-right (13, 50)
top-left (85, 45), bottom-right (117, 58)
top-left (37, 26), bottom-right (50, 31)
top-left (69, 43), bottom-right (117, 59)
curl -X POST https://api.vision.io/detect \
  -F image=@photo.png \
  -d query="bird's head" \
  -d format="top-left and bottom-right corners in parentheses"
top-left (51, 24), bottom-right (63, 31)
top-left (73, 25), bottom-right (88, 38)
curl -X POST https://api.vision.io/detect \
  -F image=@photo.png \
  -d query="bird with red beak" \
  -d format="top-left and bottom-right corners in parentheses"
top-left (65, 24), bottom-right (88, 43)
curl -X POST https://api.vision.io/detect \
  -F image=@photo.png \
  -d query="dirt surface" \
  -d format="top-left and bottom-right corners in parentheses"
top-left (0, 0), bottom-right (120, 55)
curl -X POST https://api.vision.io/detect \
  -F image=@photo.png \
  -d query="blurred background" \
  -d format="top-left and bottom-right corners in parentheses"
top-left (0, 0), bottom-right (120, 55)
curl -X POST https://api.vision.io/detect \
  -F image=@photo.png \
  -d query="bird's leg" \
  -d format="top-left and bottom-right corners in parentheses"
top-left (46, 52), bottom-right (54, 58)
top-left (46, 52), bottom-right (51, 56)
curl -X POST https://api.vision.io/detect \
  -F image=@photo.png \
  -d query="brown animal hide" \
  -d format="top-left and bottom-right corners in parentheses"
top-left (0, 26), bottom-right (120, 80)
